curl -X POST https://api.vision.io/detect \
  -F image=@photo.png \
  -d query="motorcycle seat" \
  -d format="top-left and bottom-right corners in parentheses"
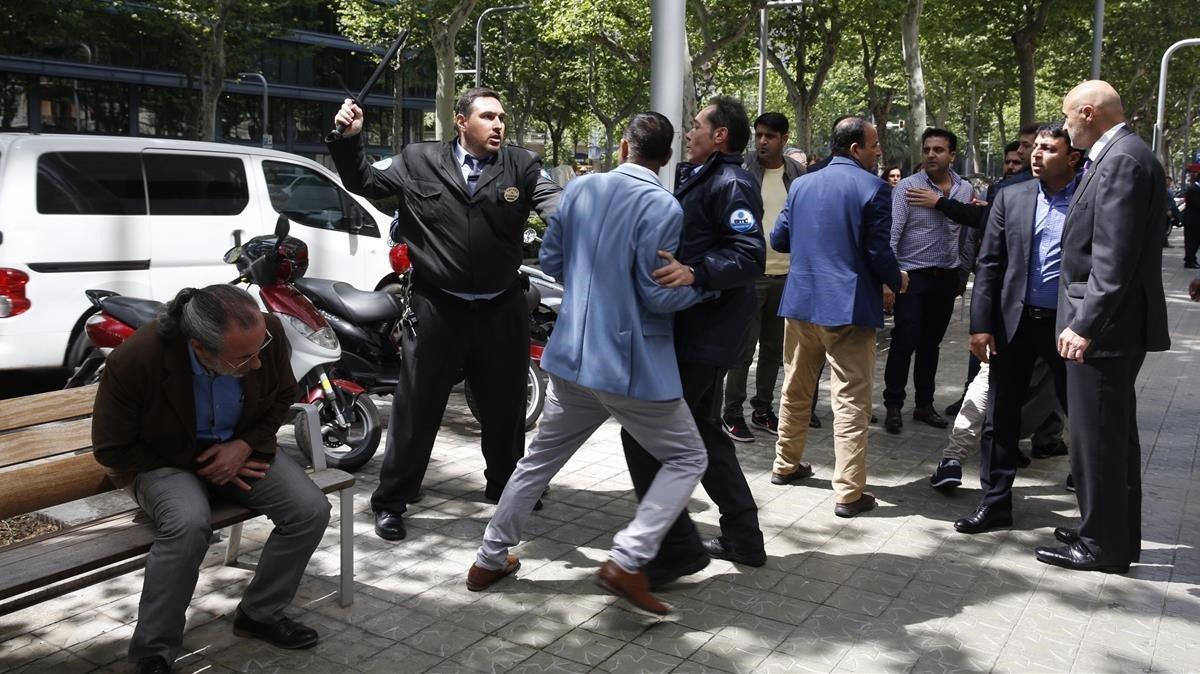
top-left (101, 296), bottom-right (163, 330)
top-left (294, 277), bottom-right (404, 324)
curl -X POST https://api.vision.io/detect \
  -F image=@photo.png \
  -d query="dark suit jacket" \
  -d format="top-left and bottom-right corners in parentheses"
top-left (92, 313), bottom-right (296, 487)
top-left (970, 179), bottom-right (1041, 348)
top-left (1057, 126), bottom-right (1170, 357)
top-left (328, 135), bottom-right (561, 294)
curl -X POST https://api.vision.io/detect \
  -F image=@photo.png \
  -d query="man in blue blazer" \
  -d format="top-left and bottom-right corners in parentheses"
top-left (770, 117), bottom-right (906, 518)
top-left (468, 113), bottom-right (712, 615)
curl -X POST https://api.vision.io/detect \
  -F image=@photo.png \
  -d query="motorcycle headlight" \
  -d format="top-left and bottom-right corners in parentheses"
top-left (281, 313), bottom-right (339, 350)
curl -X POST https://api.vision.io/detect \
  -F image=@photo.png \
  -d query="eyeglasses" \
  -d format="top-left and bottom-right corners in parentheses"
top-left (219, 330), bottom-right (273, 371)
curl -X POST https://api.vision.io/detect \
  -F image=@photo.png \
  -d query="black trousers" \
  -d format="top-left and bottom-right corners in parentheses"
top-left (979, 311), bottom-right (1067, 509)
top-left (371, 282), bottom-right (529, 514)
top-left (622, 363), bottom-right (763, 565)
top-left (1068, 352), bottom-right (1145, 565)
top-left (884, 268), bottom-right (960, 409)
top-left (1184, 218), bottom-right (1200, 264)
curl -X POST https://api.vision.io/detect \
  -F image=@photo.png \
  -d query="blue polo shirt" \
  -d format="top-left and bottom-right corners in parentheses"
top-left (187, 344), bottom-right (244, 444)
top-left (1025, 176), bottom-right (1077, 310)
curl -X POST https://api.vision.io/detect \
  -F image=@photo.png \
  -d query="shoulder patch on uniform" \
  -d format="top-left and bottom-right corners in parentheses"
top-left (372, 156), bottom-right (394, 171)
top-left (729, 208), bottom-right (757, 233)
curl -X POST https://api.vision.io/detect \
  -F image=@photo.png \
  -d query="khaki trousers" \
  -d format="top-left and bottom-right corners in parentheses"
top-left (774, 319), bottom-right (876, 503)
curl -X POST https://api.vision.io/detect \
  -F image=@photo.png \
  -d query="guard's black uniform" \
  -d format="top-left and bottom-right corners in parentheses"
top-left (620, 151), bottom-right (767, 573)
top-left (328, 134), bottom-right (559, 515)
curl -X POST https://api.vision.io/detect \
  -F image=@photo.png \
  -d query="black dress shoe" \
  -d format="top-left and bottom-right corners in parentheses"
top-left (374, 510), bottom-right (407, 541)
top-left (1036, 542), bottom-right (1129, 574)
top-left (703, 537), bottom-right (767, 567)
top-left (1032, 440), bottom-right (1069, 459)
top-left (884, 408), bottom-right (902, 434)
top-left (1054, 527), bottom-right (1079, 544)
top-left (944, 399), bottom-right (963, 417)
top-left (1016, 450), bottom-right (1032, 469)
top-left (647, 552), bottom-right (711, 589)
top-left (137, 656), bottom-right (172, 674)
top-left (233, 609), bottom-right (319, 649)
top-left (912, 405), bottom-right (949, 429)
top-left (954, 504), bottom-right (1013, 534)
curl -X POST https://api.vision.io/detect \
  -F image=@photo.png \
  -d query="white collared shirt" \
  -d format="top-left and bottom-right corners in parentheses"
top-left (1088, 122), bottom-right (1127, 161)
top-left (453, 140), bottom-right (495, 183)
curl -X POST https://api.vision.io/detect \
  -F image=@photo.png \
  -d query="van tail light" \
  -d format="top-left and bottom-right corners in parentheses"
top-left (0, 269), bottom-right (30, 318)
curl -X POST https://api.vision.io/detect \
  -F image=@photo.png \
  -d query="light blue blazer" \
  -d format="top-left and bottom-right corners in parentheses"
top-left (539, 163), bottom-right (709, 401)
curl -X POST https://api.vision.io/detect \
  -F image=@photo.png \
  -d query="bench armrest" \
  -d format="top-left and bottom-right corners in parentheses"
top-left (289, 403), bottom-right (326, 471)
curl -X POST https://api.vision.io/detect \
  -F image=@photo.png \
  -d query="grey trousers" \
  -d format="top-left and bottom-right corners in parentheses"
top-left (477, 375), bottom-right (708, 573)
top-left (127, 451), bottom-right (331, 663)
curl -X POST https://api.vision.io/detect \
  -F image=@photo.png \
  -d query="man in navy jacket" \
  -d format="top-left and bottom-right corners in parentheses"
top-left (622, 96), bottom-right (768, 584)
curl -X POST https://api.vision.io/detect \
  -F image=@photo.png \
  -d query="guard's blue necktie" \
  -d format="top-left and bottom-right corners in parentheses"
top-left (465, 155), bottom-right (486, 195)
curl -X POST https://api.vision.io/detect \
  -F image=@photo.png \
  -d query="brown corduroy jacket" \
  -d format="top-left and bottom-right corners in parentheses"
top-left (91, 313), bottom-right (296, 487)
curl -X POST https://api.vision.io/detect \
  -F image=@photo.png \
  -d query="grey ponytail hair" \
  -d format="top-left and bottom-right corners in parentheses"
top-left (156, 285), bottom-right (261, 352)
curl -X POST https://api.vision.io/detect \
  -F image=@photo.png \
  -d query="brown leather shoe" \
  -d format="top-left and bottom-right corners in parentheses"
top-left (466, 554), bottom-right (520, 592)
top-left (595, 560), bottom-right (670, 615)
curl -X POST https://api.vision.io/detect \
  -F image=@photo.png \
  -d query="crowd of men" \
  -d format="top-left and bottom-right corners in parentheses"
top-left (91, 75), bottom-right (1171, 671)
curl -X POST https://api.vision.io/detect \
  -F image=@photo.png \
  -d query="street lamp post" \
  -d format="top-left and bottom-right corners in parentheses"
top-left (651, 0), bottom-right (685, 188)
top-left (1154, 38), bottom-right (1200, 167)
top-left (1091, 0), bottom-right (1105, 79)
top-left (238, 71), bottom-right (269, 147)
top-left (454, 4), bottom-right (528, 87)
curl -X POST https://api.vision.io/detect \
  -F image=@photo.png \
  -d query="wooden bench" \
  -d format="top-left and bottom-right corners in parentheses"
top-left (0, 385), bottom-right (355, 615)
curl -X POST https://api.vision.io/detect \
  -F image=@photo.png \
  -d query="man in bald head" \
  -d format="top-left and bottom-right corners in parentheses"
top-left (1034, 81), bottom-right (1169, 574)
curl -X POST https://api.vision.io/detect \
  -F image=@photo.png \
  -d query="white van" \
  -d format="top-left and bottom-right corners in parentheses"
top-left (0, 133), bottom-right (399, 373)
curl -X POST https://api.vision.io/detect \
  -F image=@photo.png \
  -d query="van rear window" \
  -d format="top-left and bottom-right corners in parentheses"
top-left (145, 154), bottom-right (248, 216)
top-left (37, 152), bottom-right (146, 215)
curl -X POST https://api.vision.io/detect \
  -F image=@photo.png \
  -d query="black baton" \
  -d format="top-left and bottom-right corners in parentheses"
top-left (325, 28), bottom-right (411, 143)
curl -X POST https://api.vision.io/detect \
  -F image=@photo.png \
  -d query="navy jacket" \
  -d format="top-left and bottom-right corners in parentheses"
top-left (672, 152), bottom-right (767, 368)
top-left (772, 156), bottom-right (902, 329)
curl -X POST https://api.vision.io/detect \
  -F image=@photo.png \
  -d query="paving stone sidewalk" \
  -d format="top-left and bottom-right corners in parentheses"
top-left (3, 231), bottom-right (1200, 673)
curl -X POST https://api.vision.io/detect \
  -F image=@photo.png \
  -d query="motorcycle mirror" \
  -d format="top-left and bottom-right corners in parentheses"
top-left (523, 228), bottom-right (540, 245)
top-left (222, 247), bottom-right (241, 264)
top-left (274, 213), bottom-right (291, 240)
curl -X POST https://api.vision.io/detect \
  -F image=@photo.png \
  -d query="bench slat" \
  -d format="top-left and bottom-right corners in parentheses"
top-left (0, 453), bottom-right (114, 520)
top-left (0, 385), bottom-right (98, 433)
top-left (0, 468), bottom-right (354, 601)
top-left (0, 418), bottom-right (93, 469)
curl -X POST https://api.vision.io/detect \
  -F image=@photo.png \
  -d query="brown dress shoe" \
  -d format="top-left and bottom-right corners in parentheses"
top-left (595, 560), bottom-right (670, 615)
top-left (466, 554), bottom-right (520, 591)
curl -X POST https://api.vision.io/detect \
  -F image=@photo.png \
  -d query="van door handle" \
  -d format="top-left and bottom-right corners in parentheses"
top-left (232, 229), bottom-right (247, 246)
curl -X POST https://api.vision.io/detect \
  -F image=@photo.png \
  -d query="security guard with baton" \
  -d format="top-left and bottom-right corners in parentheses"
top-left (328, 87), bottom-right (560, 542)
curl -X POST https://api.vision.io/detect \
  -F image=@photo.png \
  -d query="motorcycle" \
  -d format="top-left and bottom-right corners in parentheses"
top-left (66, 215), bottom-right (383, 473)
top-left (295, 229), bottom-right (559, 431)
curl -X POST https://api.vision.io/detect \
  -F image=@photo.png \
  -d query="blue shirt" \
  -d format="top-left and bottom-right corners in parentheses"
top-left (187, 344), bottom-right (244, 444)
top-left (1025, 177), bottom-right (1076, 309)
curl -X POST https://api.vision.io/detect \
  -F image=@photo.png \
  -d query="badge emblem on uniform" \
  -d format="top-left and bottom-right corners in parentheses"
top-left (729, 208), bottom-right (757, 233)
top-left (503, 187), bottom-right (520, 203)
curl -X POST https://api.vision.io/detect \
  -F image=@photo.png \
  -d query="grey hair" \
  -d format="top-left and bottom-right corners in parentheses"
top-left (156, 285), bottom-right (261, 352)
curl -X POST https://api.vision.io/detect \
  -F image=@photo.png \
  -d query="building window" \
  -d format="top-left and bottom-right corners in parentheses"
top-left (38, 77), bottom-right (129, 135)
top-left (139, 87), bottom-right (194, 138)
top-left (0, 74), bottom-right (29, 130)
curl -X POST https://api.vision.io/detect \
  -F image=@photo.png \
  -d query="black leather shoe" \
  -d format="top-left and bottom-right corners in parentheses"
top-left (1032, 441), bottom-right (1069, 459)
top-left (703, 537), bottom-right (767, 567)
top-left (374, 510), bottom-right (407, 541)
top-left (1016, 450), bottom-right (1032, 469)
top-left (233, 609), bottom-right (319, 649)
top-left (1054, 527), bottom-right (1079, 544)
top-left (834, 493), bottom-right (877, 518)
top-left (646, 552), bottom-right (711, 589)
top-left (884, 408), bottom-right (903, 434)
top-left (944, 398), bottom-right (963, 417)
top-left (913, 405), bottom-right (949, 429)
top-left (1036, 542), bottom-right (1129, 574)
top-left (137, 656), bottom-right (172, 674)
top-left (954, 504), bottom-right (1013, 534)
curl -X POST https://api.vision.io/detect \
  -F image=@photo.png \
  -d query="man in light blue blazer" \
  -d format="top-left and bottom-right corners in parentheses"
top-left (468, 113), bottom-right (712, 615)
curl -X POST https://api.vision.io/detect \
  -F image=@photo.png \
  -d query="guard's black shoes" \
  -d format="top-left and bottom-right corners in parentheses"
top-left (1036, 542), bottom-right (1129, 574)
top-left (137, 656), bottom-right (172, 674)
top-left (1054, 527), bottom-right (1079, 544)
top-left (913, 405), bottom-right (949, 429)
top-left (646, 552), bottom-right (711, 589)
top-left (1032, 441), bottom-right (1069, 459)
top-left (374, 510), bottom-right (407, 541)
top-left (884, 408), bottom-right (903, 434)
top-left (703, 537), bottom-right (767, 567)
top-left (954, 504), bottom-right (1013, 534)
top-left (233, 609), bottom-right (319, 649)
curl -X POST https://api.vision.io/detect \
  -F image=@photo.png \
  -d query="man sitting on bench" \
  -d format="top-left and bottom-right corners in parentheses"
top-left (92, 285), bottom-right (330, 674)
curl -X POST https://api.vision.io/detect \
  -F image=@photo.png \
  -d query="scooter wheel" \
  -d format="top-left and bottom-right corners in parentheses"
top-left (464, 361), bottom-right (546, 432)
top-left (297, 391), bottom-right (382, 472)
